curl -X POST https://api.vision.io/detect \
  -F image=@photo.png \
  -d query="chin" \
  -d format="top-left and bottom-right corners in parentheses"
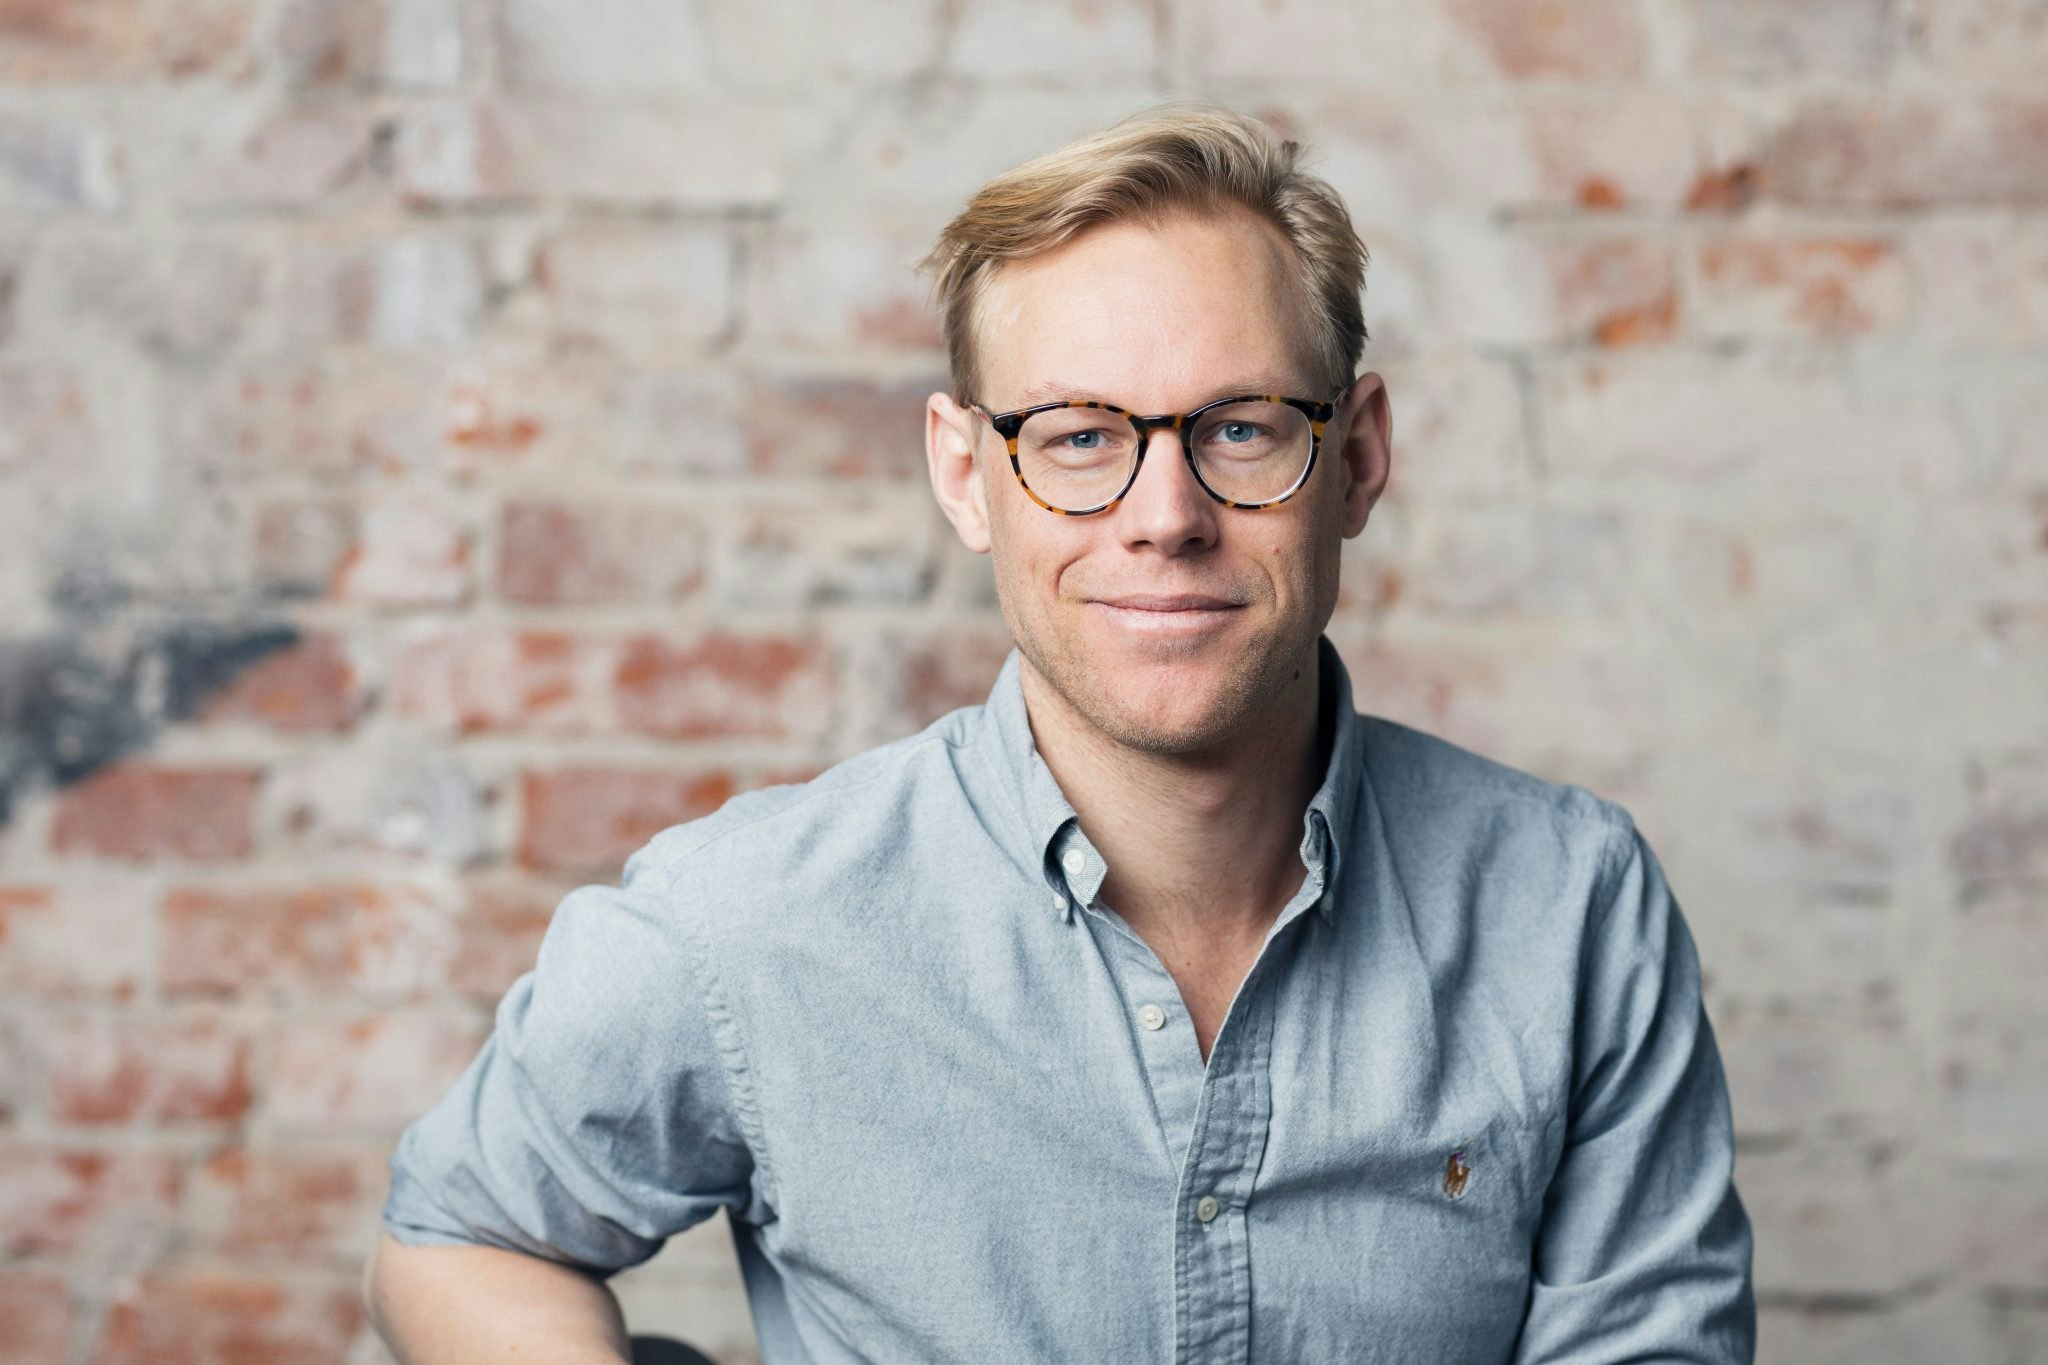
top-left (1077, 662), bottom-right (1258, 756)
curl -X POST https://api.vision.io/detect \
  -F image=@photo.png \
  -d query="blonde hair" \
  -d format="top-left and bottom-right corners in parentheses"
top-left (914, 102), bottom-right (1369, 405)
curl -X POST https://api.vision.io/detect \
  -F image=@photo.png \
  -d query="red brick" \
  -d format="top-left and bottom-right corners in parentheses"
top-left (1684, 162), bottom-right (1761, 212)
top-left (333, 494), bottom-right (471, 607)
top-left (740, 373), bottom-right (939, 480)
top-left (161, 882), bottom-right (455, 999)
top-left (391, 625), bottom-right (599, 734)
top-left (862, 629), bottom-right (1014, 738)
top-left (0, 0), bottom-right (148, 80)
top-left (496, 498), bottom-right (703, 606)
top-left (253, 497), bottom-right (358, 598)
top-left (1905, 221), bottom-right (2048, 346)
top-left (178, 102), bottom-right (378, 210)
top-left (276, 0), bottom-right (471, 88)
top-left (451, 882), bottom-right (558, 1001)
top-left (44, 1009), bottom-right (253, 1125)
top-left (1444, 0), bottom-right (1649, 79)
top-left (193, 632), bottom-right (361, 732)
top-left (1694, 233), bottom-right (1911, 338)
top-left (440, 358), bottom-right (623, 475)
top-left (0, 1144), bottom-right (182, 1257)
top-left (279, 233), bottom-right (487, 349)
top-left (1545, 233), bottom-right (1677, 347)
top-left (0, 0), bottom-right (253, 82)
top-left (186, 1146), bottom-right (385, 1263)
top-left (1427, 226), bottom-right (1677, 348)
top-left (154, 0), bottom-right (256, 79)
top-left (261, 1009), bottom-right (486, 1129)
top-left (744, 222), bottom-right (944, 353)
top-left (174, 356), bottom-right (437, 480)
top-left (51, 764), bottom-right (261, 862)
top-left (0, 1270), bottom-right (72, 1360)
top-left (713, 492), bottom-right (940, 609)
top-left (0, 882), bottom-right (149, 999)
top-left (93, 1273), bottom-right (362, 1365)
top-left (1761, 95), bottom-right (2048, 208)
top-left (614, 632), bottom-right (835, 741)
top-left (1520, 94), bottom-right (1706, 211)
top-left (518, 767), bottom-right (739, 873)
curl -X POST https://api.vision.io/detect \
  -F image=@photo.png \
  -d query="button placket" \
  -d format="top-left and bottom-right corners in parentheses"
top-left (1169, 962), bottom-right (1279, 1363)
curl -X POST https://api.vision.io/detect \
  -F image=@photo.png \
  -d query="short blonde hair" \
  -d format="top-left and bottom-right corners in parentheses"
top-left (914, 102), bottom-right (1369, 405)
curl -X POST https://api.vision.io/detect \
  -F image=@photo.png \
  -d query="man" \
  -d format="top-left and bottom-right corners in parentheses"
top-left (365, 103), bottom-right (1756, 1363)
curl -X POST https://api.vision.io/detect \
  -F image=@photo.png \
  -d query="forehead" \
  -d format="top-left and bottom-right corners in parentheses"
top-left (974, 206), bottom-right (1316, 410)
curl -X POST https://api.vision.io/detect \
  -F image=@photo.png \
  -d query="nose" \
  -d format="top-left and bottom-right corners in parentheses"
top-left (1110, 422), bottom-right (1220, 550)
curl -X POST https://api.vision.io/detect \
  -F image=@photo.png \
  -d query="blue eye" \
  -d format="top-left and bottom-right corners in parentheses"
top-left (1218, 422), bottom-right (1259, 443)
top-left (1063, 431), bottom-right (1104, 450)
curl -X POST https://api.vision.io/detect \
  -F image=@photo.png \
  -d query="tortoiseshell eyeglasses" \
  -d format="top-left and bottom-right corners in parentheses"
top-left (968, 393), bottom-right (1338, 516)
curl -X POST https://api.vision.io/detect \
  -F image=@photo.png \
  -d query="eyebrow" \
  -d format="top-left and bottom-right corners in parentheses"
top-left (1008, 375), bottom-right (1312, 410)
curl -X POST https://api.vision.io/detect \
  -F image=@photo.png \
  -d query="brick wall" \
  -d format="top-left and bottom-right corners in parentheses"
top-left (1, 1), bottom-right (2044, 1361)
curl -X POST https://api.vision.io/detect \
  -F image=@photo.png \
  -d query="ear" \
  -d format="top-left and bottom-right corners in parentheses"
top-left (1332, 371), bottom-right (1392, 540)
top-left (927, 391), bottom-right (993, 554)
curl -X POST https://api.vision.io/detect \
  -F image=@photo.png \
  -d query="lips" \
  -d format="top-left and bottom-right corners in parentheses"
top-left (1091, 595), bottom-right (1241, 611)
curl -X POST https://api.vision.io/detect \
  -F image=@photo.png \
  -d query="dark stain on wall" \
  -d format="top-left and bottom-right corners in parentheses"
top-left (0, 621), bottom-right (300, 825)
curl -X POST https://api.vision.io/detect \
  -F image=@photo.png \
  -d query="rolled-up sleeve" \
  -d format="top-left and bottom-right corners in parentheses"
top-left (1512, 821), bottom-right (1758, 1363)
top-left (381, 838), bottom-right (760, 1276)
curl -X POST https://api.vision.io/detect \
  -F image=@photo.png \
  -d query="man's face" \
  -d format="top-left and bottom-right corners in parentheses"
top-left (926, 206), bottom-right (1390, 761)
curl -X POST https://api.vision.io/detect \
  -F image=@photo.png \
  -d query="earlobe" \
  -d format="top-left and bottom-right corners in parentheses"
top-left (1338, 373), bottom-right (1391, 540)
top-left (927, 392), bottom-right (994, 555)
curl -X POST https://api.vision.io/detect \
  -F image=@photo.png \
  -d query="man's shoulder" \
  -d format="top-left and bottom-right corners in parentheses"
top-left (627, 703), bottom-right (987, 897)
top-left (1353, 711), bottom-right (1636, 867)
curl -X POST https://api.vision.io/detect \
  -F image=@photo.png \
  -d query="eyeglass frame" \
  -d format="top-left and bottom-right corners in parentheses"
top-left (966, 392), bottom-right (1339, 516)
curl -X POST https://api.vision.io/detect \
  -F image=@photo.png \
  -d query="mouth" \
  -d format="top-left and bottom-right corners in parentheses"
top-left (1090, 595), bottom-right (1243, 611)
top-left (1086, 597), bottom-right (1244, 636)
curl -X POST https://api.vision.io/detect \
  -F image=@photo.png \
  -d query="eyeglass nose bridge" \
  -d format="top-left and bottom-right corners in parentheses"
top-left (1116, 412), bottom-right (1207, 495)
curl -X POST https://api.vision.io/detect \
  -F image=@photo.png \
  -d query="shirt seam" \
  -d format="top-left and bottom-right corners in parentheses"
top-left (646, 855), bottom-right (783, 1222)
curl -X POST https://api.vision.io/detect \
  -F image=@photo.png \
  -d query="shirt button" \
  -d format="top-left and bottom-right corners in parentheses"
top-left (1052, 893), bottom-right (1067, 912)
top-left (1195, 1195), bottom-right (1220, 1223)
top-left (1137, 1003), bottom-right (1166, 1030)
top-left (1062, 849), bottom-right (1086, 875)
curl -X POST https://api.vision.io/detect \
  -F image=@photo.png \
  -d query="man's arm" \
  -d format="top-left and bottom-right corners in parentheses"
top-left (1511, 819), bottom-right (1757, 1363)
top-left (366, 838), bottom-right (760, 1360)
top-left (362, 1232), bottom-right (633, 1364)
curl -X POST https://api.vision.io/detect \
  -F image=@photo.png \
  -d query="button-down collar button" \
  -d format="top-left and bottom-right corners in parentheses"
top-left (1137, 1003), bottom-right (1166, 1030)
top-left (1062, 849), bottom-right (1086, 875)
top-left (1052, 893), bottom-right (1067, 912)
top-left (1195, 1195), bottom-right (1220, 1223)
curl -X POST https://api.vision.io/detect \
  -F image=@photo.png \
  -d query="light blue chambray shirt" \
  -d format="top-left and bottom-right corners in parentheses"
top-left (382, 634), bottom-right (1756, 1363)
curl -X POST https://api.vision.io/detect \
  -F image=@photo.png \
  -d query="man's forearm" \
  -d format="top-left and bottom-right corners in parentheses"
top-left (363, 1230), bottom-right (636, 1364)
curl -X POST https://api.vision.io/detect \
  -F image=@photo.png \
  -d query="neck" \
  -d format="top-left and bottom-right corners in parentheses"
top-left (1020, 642), bottom-right (1330, 949)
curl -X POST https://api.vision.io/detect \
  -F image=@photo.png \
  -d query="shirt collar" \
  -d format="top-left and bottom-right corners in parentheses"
top-left (976, 633), bottom-right (1363, 925)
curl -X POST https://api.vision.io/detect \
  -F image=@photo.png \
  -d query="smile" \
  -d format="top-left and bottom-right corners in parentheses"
top-left (1087, 602), bottom-right (1244, 636)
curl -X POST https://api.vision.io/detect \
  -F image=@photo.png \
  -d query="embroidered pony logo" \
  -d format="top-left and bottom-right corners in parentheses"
top-left (1443, 1138), bottom-right (1475, 1200)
